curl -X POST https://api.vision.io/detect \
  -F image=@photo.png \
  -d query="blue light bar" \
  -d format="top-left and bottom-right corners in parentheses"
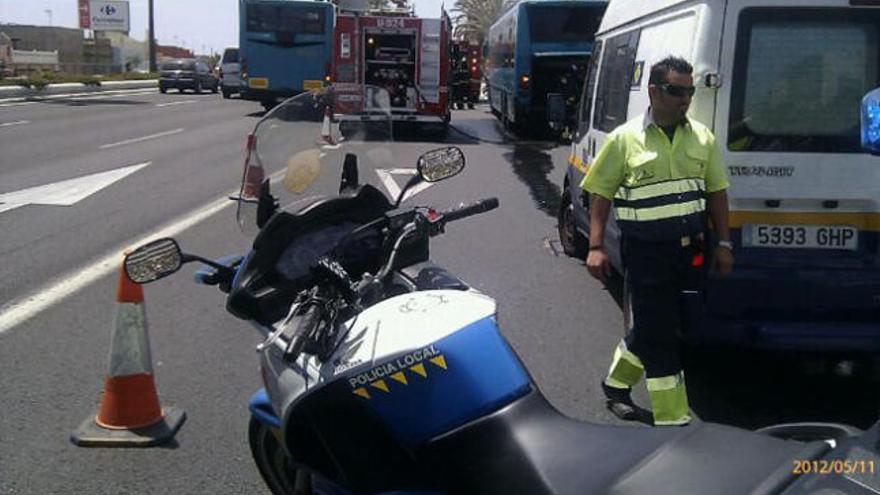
top-left (862, 87), bottom-right (880, 154)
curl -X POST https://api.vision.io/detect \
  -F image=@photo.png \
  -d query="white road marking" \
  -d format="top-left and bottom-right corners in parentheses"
top-left (156, 100), bottom-right (197, 107)
top-left (0, 120), bottom-right (29, 128)
top-left (0, 101), bottom-right (35, 108)
top-left (375, 168), bottom-right (433, 202)
top-left (0, 162), bottom-right (150, 211)
top-left (0, 88), bottom-right (158, 105)
top-left (0, 169), bottom-right (286, 335)
top-left (99, 128), bottom-right (184, 149)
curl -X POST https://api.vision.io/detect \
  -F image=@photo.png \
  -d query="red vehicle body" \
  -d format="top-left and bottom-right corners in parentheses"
top-left (332, 10), bottom-right (451, 130)
top-left (451, 40), bottom-right (482, 109)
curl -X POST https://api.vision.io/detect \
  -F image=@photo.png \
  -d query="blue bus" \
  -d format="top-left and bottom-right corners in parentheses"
top-left (239, 0), bottom-right (335, 111)
top-left (487, 0), bottom-right (606, 134)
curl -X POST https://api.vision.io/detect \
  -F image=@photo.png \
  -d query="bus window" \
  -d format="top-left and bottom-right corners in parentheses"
top-left (729, 8), bottom-right (880, 153)
top-left (246, 4), bottom-right (326, 35)
top-left (528, 5), bottom-right (603, 44)
top-left (593, 30), bottom-right (640, 133)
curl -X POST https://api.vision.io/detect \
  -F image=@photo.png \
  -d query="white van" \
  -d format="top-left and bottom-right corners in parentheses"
top-left (558, 0), bottom-right (880, 352)
top-left (219, 47), bottom-right (243, 99)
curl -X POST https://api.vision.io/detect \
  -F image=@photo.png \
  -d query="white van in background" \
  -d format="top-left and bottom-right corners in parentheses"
top-left (219, 47), bottom-right (243, 99)
top-left (558, 0), bottom-right (880, 354)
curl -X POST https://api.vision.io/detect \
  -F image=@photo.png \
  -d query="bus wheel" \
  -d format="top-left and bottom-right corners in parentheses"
top-left (557, 189), bottom-right (588, 258)
top-left (261, 100), bottom-right (276, 112)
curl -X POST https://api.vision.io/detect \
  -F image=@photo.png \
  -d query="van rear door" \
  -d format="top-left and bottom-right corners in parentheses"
top-left (713, 2), bottom-right (880, 320)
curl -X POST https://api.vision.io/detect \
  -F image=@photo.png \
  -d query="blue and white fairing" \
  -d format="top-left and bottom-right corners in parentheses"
top-left (261, 289), bottom-right (531, 447)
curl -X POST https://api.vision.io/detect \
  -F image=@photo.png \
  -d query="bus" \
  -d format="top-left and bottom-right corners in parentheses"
top-left (486, 0), bottom-right (606, 135)
top-left (239, 0), bottom-right (335, 111)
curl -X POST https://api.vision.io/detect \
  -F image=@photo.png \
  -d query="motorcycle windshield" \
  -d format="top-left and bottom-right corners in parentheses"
top-left (237, 85), bottom-right (398, 232)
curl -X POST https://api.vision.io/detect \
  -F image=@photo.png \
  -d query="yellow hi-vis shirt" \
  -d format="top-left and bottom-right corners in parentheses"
top-left (580, 112), bottom-right (729, 240)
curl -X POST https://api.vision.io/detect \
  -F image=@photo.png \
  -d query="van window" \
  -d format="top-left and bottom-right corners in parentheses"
top-left (593, 30), bottom-right (640, 133)
top-left (728, 9), bottom-right (880, 153)
top-left (579, 39), bottom-right (603, 126)
top-left (221, 49), bottom-right (239, 64)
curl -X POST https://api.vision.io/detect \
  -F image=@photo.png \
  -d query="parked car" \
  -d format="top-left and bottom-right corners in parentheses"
top-left (218, 47), bottom-right (243, 99)
top-left (159, 58), bottom-right (219, 94)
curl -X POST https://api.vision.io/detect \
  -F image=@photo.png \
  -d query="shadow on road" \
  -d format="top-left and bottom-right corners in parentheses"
top-left (41, 98), bottom-right (151, 106)
top-left (502, 143), bottom-right (562, 218)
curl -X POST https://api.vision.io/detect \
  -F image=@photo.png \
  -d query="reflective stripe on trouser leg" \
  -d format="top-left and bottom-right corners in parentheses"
top-left (605, 339), bottom-right (644, 389)
top-left (646, 372), bottom-right (691, 425)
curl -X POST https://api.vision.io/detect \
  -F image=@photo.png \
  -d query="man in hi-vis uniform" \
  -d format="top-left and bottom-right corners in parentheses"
top-left (582, 56), bottom-right (733, 426)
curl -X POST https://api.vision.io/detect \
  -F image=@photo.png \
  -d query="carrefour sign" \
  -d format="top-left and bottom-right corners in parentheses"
top-left (89, 1), bottom-right (130, 32)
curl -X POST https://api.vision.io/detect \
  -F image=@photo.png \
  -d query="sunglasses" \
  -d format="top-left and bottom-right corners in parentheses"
top-left (656, 84), bottom-right (696, 98)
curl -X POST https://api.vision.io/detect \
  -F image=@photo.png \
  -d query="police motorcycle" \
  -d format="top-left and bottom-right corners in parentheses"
top-left (123, 86), bottom-right (880, 495)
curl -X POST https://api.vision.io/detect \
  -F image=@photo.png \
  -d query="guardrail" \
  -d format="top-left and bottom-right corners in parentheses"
top-left (0, 79), bottom-right (158, 100)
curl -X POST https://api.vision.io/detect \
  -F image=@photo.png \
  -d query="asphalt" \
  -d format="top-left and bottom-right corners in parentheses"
top-left (0, 94), bottom-right (876, 494)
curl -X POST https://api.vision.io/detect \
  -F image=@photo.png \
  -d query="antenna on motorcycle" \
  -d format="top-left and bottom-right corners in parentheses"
top-left (339, 153), bottom-right (359, 194)
top-left (256, 179), bottom-right (278, 228)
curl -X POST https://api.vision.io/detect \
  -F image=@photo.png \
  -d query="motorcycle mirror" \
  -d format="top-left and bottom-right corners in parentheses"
top-left (861, 87), bottom-right (880, 155)
top-left (124, 238), bottom-right (184, 284)
top-left (417, 146), bottom-right (465, 182)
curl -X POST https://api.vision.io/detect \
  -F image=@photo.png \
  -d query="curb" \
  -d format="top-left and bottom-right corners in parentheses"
top-left (0, 79), bottom-right (158, 100)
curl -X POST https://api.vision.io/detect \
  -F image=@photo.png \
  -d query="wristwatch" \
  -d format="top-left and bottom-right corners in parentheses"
top-left (717, 240), bottom-right (733, 251)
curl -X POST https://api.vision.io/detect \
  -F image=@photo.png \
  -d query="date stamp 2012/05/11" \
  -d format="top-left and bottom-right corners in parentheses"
top-left (792, 460), bottom-right (875, 475)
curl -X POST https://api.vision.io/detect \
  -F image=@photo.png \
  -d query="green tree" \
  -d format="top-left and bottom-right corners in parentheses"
top-left (451, 0), bottom-right (515, 45)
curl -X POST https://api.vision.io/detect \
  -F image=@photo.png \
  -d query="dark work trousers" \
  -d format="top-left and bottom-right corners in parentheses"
top-left (623, 235), bottom-right (706, 379)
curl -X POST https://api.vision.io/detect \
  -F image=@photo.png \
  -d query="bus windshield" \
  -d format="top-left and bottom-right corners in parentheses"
top-left (528, 5), bottom-right (603, 43)
top-left (246, 3), bottom-right (326, 35)
top-left (729, 8), bottom-right (880, 153)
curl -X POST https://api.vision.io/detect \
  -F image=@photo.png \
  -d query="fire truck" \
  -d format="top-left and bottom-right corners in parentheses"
top-left (451, 40), bottom-right (482, 110)
top-left (331, 6), bottom-right (452, 133)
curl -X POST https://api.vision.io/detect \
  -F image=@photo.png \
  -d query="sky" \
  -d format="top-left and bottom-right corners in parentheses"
top-left (0, 0), bottom-right (446, 55)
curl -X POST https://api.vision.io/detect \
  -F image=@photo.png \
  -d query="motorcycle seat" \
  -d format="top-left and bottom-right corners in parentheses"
top-left (425, 389), bottom-right (829, 495)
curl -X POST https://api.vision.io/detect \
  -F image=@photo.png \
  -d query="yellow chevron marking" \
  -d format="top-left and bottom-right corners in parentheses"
top-left (353, 388), bottom-right (371, 400)
top-left (390, 372), bottom-right (408, 385)
top-left (410, 363), bottom-right (427, 378)
top-left (371, 380), bottom-right (390, 393)
top-left (429, 355), bottom-right (447, 370)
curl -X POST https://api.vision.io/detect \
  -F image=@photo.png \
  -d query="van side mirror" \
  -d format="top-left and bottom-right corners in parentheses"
top-left (546, 93), bottom-right (566, 131)
top-left (861, 87), bottom-right (880, 155)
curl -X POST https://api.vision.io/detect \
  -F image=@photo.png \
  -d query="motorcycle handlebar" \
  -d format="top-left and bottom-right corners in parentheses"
top-left (440, 197), bottom-right (499, 223)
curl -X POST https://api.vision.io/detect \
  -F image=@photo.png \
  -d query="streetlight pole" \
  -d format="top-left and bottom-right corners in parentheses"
top-left (45, 9), bottom-right (53, 26)
top-left (148, 0), bottom-right (157, 72)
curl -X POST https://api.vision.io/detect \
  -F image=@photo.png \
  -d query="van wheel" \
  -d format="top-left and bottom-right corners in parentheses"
top-left (159, 86), bottom-right (167, 94)
top-left (558, 189), bottom-right (588, 258)
top-left (222, 90), bottom-right (231, 99)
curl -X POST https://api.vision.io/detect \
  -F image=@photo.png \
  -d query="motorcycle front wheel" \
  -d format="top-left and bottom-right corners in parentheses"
top-left (249, 416), bottom-right (312, 495)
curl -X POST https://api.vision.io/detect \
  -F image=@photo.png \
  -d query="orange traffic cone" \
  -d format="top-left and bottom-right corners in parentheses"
top-left (71, 264), bottom-right (185, 447)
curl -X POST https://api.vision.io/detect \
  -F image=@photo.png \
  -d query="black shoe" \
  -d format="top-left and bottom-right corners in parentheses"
top-left (601, 382), bottom-right (639, 421)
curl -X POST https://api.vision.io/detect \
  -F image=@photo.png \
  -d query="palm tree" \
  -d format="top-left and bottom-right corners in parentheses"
top-left (451, 0), bottom-right (516, 45)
